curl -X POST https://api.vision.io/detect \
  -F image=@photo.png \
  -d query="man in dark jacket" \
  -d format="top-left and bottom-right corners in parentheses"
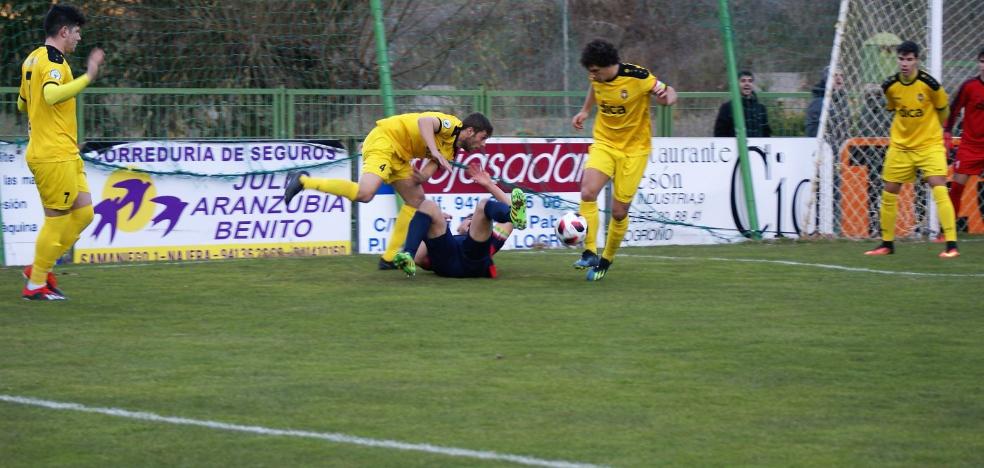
top-left (806, 67), bottom-right (847, 139)
top-left (714, 70), bottom-right (772, 137)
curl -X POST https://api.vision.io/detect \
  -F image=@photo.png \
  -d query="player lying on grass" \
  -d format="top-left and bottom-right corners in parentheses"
top-left (392, 164), bottom-right (526, 278)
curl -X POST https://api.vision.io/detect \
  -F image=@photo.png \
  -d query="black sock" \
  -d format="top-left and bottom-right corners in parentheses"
top-left (403, 212), bottom-right (432, 258)
top-left (483, 199), bottom-right (511, 223)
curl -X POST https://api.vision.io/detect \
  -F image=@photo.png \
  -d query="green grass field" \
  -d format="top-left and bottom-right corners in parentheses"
top-left (2, 239), bottom-right (983, 467)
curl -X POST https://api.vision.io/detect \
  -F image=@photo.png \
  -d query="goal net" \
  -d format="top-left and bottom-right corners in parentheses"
top-left (817, 0), bottom-right (983, 239)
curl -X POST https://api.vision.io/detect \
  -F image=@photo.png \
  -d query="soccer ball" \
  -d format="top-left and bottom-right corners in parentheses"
top-left (556, 211), bottom-right (588, 246)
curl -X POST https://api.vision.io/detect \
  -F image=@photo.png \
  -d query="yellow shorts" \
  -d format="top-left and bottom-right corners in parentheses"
top-left (28, 158), bottom-right (90, 210)
top-left (585, 143), bottom-right (649, 203)
top-left (882, 145), bottom-right (947, 183)
top-left (360, 127), bottom-right (412, 184)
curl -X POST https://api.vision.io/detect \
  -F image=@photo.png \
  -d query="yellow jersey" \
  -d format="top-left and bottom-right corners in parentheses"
top-left (374, 112), bottom-right (463, 162)
top-left (883, 70), bottom-right (948, 150)
top-left (20, 45), bottom-right (81, 163)
top-left (591, 63), bottom-right (658, 153)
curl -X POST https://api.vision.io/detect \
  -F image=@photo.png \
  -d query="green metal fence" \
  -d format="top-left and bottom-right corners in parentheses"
top-left (0, 87), bottom-right (810, 143)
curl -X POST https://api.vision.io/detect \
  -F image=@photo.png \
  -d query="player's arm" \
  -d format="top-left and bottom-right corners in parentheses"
top-left (943, 82), bottom-right (967, 134)
top-left (417, 116), bottom-right (452, 173)
top-left (414, 158), bottom-right (438, 184)
top-left (936, 105), bottom-right (950, 127)
top-left (571, 84), bottom-right (595, 130)
top-left (881, 78), bottom-right (897, 111)
top-left (932, 86), bottom-right (950, 127)
top-left (17, 68), bottom-right (27, 112)
top-left (466, 163), bottom-right (510, 204)
top-left (43, 74), bottom-right (90, 105)
top-left (43, 48), bottom-right (104, 105)
top-left (651, 79), bottom-right (677, 106)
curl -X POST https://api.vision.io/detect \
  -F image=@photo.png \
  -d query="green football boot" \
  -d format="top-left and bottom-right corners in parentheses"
top-left (510, 188), bottom-right (528, 230)
top-left (393, 251), bottom-right (416, 278)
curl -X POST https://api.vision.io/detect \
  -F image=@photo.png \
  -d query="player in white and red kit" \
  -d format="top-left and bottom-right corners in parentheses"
top-left (944, 47), bottom-right (984, 220)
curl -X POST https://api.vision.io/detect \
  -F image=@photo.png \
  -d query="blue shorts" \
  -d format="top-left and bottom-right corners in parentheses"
top-left (425, 229), bottom-right (495, 278)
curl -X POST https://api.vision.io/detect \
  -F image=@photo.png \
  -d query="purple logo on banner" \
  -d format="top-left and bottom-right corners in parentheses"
top-left (91, 172), bottom-right (187, 242)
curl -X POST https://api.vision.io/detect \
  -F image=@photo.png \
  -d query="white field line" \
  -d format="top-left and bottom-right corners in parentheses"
top-left (0, 395), bottom-right (607, 468)
top-left (523, 251), bottom-right (984, 278)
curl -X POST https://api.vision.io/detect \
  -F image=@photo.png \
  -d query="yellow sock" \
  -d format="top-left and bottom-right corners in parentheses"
top-left (301, 175), bottom-right (358, 201)
top-left (880, 191), bottom-right (898, 242)
top-left (58, 204), bottom-right (95, 257)
top-left (381, 204), bottom-right (416, 262)
top-left (602, 216), bottom-right (629, 261)
top-left (579, 200), bottom-right (599, 253)
top-left (30, 214), bottom-right (71, 284)
top-left (933, 185), bottom-right (957, 242)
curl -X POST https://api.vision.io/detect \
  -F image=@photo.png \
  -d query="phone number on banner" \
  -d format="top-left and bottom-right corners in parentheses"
top-left (74, 241), bottom-right (350, 264)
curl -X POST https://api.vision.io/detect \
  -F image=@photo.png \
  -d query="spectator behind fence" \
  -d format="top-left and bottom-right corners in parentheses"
top-left (806, 67), bottom-right (848, 143)
top-left (713, 70), bottom-right (771, 137)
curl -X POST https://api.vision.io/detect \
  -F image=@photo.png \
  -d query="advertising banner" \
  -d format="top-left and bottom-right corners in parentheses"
top-left (626, 138), bottom-right (819, 245)
top-left (358, 137), bottom-right (819, 252)
top-left (358, 138), bottom-right (607, 254)
top-left (3, 137), bottom-right (823, 266)
top-left (72, 140), bottom-right (351, 264)
top-left (1, 142), bottom-right (45, 266)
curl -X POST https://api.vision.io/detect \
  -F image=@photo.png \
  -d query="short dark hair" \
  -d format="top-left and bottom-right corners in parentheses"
top-left (739, 70), bottom-right (754, 79)
top-left (579, 40), bottom-right (620, 69)
top-left (978, 47), bottom-right (984, 60)
top-left (461, 112), bottom-right (493, 137)
top-left (897, 40), bottom-right (920, 57)
top-left (44, 4), bottom-right (86, 38)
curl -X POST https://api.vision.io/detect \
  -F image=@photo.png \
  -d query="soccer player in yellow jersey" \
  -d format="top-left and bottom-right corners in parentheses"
top-left (571, 40), bottom-right (677, 281)
top-left (283, 112), bottom-right (494, 270)
top-left (17, 5), bottom-right (105, 300)
top-left (864, 41), bottom-right (959, 258)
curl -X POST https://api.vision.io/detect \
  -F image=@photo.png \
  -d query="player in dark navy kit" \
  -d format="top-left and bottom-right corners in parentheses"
top-left (392, 164), bottom-right (526, 278)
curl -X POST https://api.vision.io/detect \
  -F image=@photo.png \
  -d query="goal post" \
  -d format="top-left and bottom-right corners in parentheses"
top-left (816, 0), bottom-right (983, 239)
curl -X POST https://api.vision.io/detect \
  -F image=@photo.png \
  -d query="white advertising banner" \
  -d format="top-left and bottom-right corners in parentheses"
top-left (3, 137), bottom-right (823, 266)
top-left (1, 142), bottom-right (45, 266)
top-left (71, 140), bottom-right (351, 264)
top-left (358, 138), bottom-right (607, 254)
top-left (625, 137), bottom-right (819, 245)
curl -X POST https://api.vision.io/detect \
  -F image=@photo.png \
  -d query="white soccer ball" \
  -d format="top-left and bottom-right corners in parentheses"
top-left (556, 211), bottom-right (588, 246)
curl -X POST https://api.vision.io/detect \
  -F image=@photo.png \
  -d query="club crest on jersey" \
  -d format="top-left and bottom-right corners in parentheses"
top-left (49, 69), bottom-right (61, 80)
top-left (620, 89), bottom-right (628, 99)
top-left (442, 119), bottom-right (452, 129)
top-left (917, 93), bottom-right (924, 102)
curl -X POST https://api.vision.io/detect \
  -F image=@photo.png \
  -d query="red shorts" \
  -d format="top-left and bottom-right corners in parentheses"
top-left (953, 145), bottom-right (984, 175)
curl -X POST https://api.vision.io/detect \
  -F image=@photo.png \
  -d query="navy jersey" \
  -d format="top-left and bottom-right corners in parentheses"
top-left (425, 227), bottom-right (506, 278)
